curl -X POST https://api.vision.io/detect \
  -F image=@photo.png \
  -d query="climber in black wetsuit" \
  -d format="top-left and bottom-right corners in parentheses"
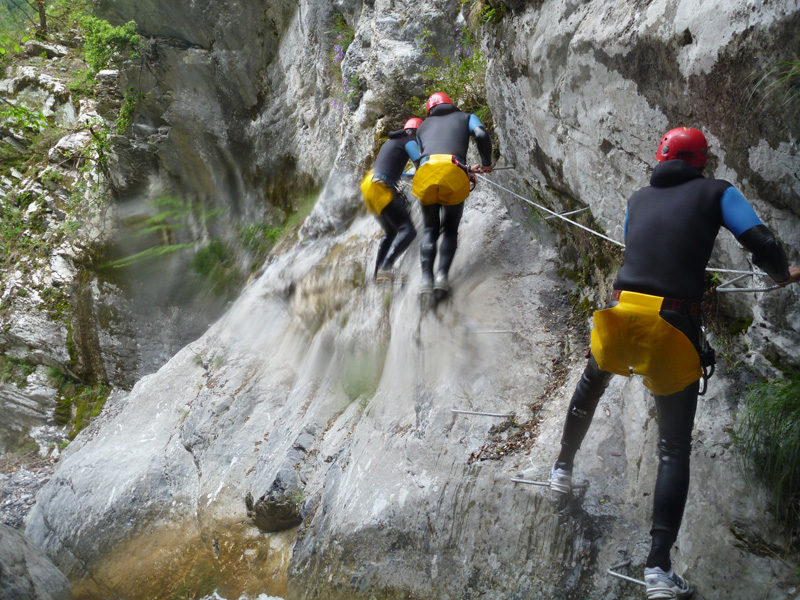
top-left (548, 127), bottom-right (800, 599)
top-left (412, 92), bottom-right (493, 299)
top-left (360, 118), bottom-right (422, 281)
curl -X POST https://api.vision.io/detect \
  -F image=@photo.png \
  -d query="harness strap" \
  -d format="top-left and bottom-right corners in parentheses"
top-left (420, 154), bottom-right (470, 172)
top-left (372, 173), bottom-right (398, 188)
top-left (611, 290), bottom-right (699, 315)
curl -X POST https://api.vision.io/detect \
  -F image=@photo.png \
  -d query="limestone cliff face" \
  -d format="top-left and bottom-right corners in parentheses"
top-left (24, 1), bottom-right (800, 599)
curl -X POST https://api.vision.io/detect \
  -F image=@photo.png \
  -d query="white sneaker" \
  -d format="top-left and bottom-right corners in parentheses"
top-left (548, 462), bottom-right (572, 494)
top-left (644, 566), bottom-right (692, 599)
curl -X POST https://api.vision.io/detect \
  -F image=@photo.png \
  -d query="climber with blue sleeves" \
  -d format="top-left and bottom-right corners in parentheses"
top-left (412, 92), bottom-right (494, 300)
top-left (548, 127), bottom-right (800, 600)
top-left (360, 117), bottom-right (423, 282)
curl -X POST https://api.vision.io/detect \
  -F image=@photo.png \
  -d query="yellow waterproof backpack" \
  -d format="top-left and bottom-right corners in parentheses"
top-left (411, 154), bottom-right (471, 206)
top-left (360, 170), bottom-right (394, 215)
top-left (590, 290), bottom-right (702, 396)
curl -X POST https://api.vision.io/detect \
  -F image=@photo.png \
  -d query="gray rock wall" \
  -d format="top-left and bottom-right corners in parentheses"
top-left (23, 0), bottom-right (800, 599)
top-left (0, 523), bottom-right (72, 600)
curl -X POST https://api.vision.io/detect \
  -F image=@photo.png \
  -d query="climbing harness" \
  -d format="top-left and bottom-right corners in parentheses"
top-left (697, 324), bottom-right (716, 396)
top-left (475, 174), bottom-right (784, 294)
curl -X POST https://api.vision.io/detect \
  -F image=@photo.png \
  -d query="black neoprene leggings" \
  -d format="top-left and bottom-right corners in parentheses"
top-left (555, 307), bottom-right (701, 572)
top-left (420, 202), bottom-right (464, 279)
top-left (375, 196), bottom-right (417, 274)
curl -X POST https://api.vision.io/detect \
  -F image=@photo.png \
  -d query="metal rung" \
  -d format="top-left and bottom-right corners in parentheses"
top-left (511, 477), bottom-right (550, 487)
top-left (474, 329), bottom-right (517, 334)
top-left (451, 409), bottom-right (515, 418)
top-left (715, 271), bottom-right (781, 293)
top-left (511, 477), bottom-right (587, 491)
top-left (607, 560), bottom-right (645, 587)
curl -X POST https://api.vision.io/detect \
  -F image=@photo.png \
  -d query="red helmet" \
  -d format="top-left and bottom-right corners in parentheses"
top-left (404, 117), bottom-right (423, 130)
top-left (655, 127), bottom-right (708, 167)
top-left (426, 92), bottom-right (453, 115)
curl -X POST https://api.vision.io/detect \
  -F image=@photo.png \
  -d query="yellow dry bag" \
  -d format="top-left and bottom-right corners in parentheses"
top-left (411, 154), bottom-right (471, 206)
top-left (360, 170), bottom-right (394, 216)
top-left (590, 290), bottom-right (702, 396)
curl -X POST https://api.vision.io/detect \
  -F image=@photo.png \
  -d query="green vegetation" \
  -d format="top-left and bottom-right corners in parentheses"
top-left (0, 0), bottom-right (92, 65)
top-left (329, 13), bottom-right (354, 64)
top-left (191, 238), bottom-right (241, 296)
top-left (413, 25), bottom-right (491, 128)
top-left (328, 13), bottom-right (356, 110)
top-left (748, 60), bottom-right (800, 114)
top-left (50, 367), bottom-right (110, 439)
top-left (733, 375), bottom-right (800, 538)
top-left (555, 205), bottom-right (624, 319)
top-left (0, 355), bottom-right (36, 387)
top-left (103, 196), bottom-right (205, 269)
top-left (241, 222), bottom-right (283, 260)
top-left (0, 191), bottom-right (51, 270)
top-left (81, 15), bottom-right (139, 74)
top-left (284, 191), bottom-right (318, 230)
top-left (462, 0), bottom-right (507, 23)
top-left (116, 86), bottom-right (144, 133)
top-left (0, 32), bottom-right (21, 63)
top-left (0, 100), bottom-right (47, 132)
top-left (0, 0), bottom-right (47, 38)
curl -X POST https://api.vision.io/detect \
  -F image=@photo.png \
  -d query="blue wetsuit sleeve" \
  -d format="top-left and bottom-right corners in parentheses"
top-left (623, 207), bottom-right (629, 240)
top-left (720, 187), bottom-right (763, 236)
top-left (468, 114), bottom-right (484, 133)
top-left (404, 140), bottom-right (421, 162)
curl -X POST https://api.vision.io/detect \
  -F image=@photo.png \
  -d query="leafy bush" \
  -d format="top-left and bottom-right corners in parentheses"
top-left (0, 102), bottom-right (47, 133)
top-left (416, 26), bottom-right (492, 129)
top-left (81, 16), bottom-right (139, 74)
top-left (0, 32), bottom-right (21, 64)
top-left (191, 238), bottom-right (242, 296)
top-left (241, 222), bottom-right (283, 258)
top-left (46, 0), bottom-right (93, 33)
top-left (116, 86), bottom-right (144, 133)
top-left (734, 375), bottom-right (800, 536)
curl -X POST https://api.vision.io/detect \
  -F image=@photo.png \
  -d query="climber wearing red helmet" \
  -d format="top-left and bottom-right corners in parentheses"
top-left (411, 92), bottom-right (494, 301)
top-left (550, 126), bottom-right (800, 599)
top-left (655, 126), bottom-right (709, 167)
top-left (360, 117), bottom-right (423, 281)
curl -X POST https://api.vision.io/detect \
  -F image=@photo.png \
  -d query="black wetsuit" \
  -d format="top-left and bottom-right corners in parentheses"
top-left (372, 130), bottom-right (420, 275)
top-left (556, 159), bottom-right (791, 571)
top-left (415, 104), bottom-right (492, 284)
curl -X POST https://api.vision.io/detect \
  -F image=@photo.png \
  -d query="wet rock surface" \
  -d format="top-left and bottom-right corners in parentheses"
top-left (17, 0), bottom-right (800, 599)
